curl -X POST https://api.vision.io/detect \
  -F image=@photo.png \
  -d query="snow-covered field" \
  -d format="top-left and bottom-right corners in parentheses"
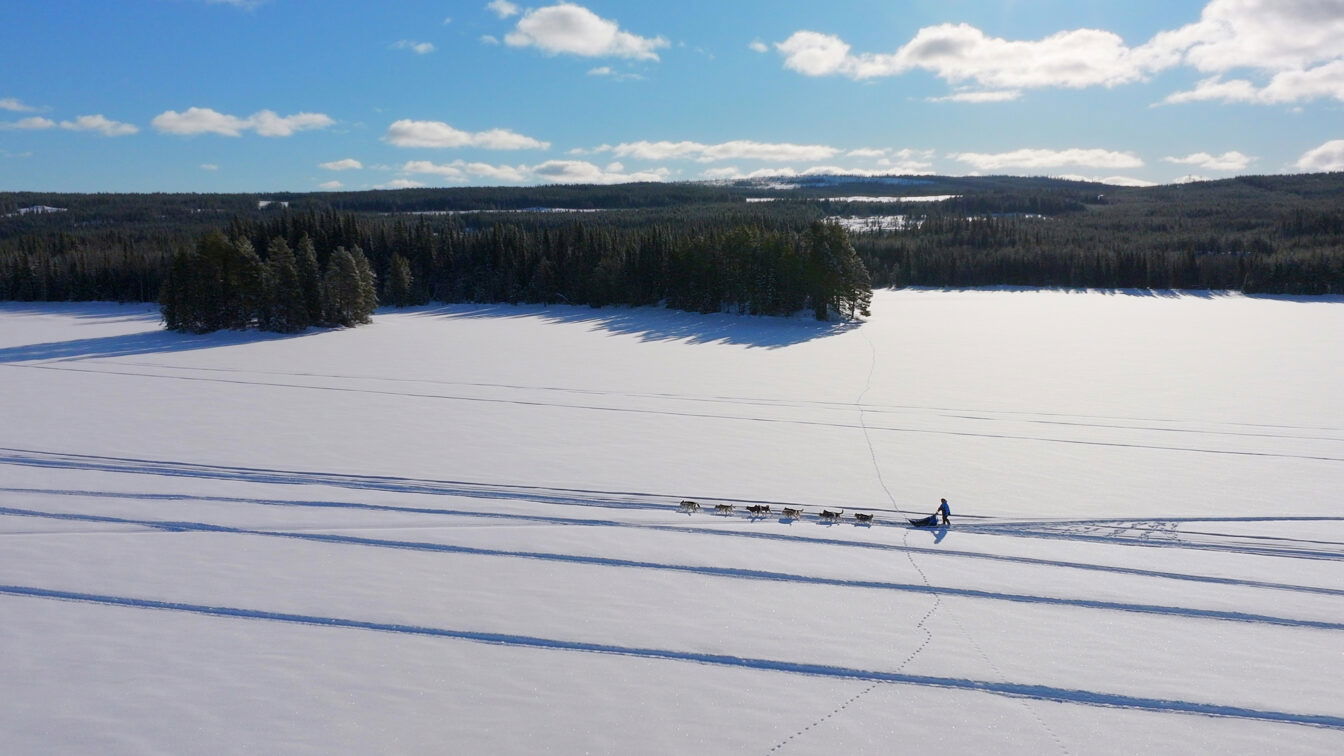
top-left (2, 289), bottom-right (1342, 754)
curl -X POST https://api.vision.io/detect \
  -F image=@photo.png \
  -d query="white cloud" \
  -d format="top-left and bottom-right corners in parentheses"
top-left (748, 40), bottom-right (768, 54)
top-left (1163, 60), bottom-right (1344, 104)
top-left (399, 158), bottom-right (667, 185)
top-left (1054, 173), bottom-right (1158, 186)
top-left (1162, 150), bottom-right (1253, 170)
top-left (384, 119), bottom-right (550, 149)
top-left (586, 66), bottom-right (644, 80)
top-left (532, 159), bottom-right (670, 183)
top-left (318, 180), bottom-right (344, 190)
top-left (200, 164), bottom-right (219, 171)
top-left (776, 1), bottom-right (1344, 105)
top-left (776, 24), bottom-right (1164, 88)
top-left (1, 116), bottom-right (56, 130)
top-left (846, 148), bottom-right (887, 158)
top-left (486, 0), bottom-right (519, 18)
top-left (0, 97), bottom-right (38, 112)
top-left (597, 139), bottom-right (841, 163)
top-left (319, 158), bottom-right (364, 171)
top-left (1150, 0), bottom-right (1344, 74)
top-left (1174, 174), bottom-right (1212, 183)
top-left (1294, 138), bottom-right (1344, 172)
top-left (392, 40), bottom-right (436, 55)
top-left (152, 107), bottom-right (334, 137)
top-left (480, 35), bottom-right (501, 45)
top-left (950, 147), bottom-right (1144, 171)
top-left (375, 178), bottom-right (427, 190)
top-left (505, 3), bottom-right (669, 61)
top-left (403, 159), bottom-right (531, 183)
top-left (59, 114), bottom-right (138, 136)
top-left (928, 89), bottom-right (1022, 103)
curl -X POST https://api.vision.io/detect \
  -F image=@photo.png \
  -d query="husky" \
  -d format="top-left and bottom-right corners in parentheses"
top-left (714, 503), bottom-right (734, 514)
top-left (746, 504), bottom-right (771, 515)
top-left (820, 509), bottom-right (844, 521)
top-left (781, 507), bottom-right (804, 519)
top-left (854, 512), bottom-right (874, 523)
top-left (677, 500), bottom-right (701, 512)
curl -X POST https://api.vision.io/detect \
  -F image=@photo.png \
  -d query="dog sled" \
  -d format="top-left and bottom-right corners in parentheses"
top-left (908, 514), bottom-right (943, 527)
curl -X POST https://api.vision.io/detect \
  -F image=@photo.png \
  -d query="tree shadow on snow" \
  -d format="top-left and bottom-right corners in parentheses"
top-left (401, 302), bottom-right (860, 348)
top-left (0, 327), bottom-right (314, 363)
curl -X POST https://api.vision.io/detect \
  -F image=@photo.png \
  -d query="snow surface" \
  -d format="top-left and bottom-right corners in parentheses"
top-left (2, 289), bottom-right (1342, 754)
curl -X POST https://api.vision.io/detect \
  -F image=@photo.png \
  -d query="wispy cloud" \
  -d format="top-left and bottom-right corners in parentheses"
top-left (0, 97), bottom-right (40, 112)
top-left (928, 90), bottom-right (1022, 103)
top-left (60, 114), bottom-right (138, 136)
top-left (319, 158), bottom-right (364, 171)
top-left (593, 139), bottom-right (841, 162)
top-left (383, 119), bottom-right (549, 149)
top-left (587, 66), bottom-right (644, 81)
top-left (397, 158), bottom-right (670, 185)
top-left (486, 0), bottom-right (519, 19)
top-left (1161, 150), bottom-right (1253, 170)
top-left (0, 116), bottom-right (56, 130)
top-left (152, 107), bottom-right (334, 137)
top-left (950, 147), bottom-right (1144, 171)
top-left (392, 40), bottom-right (436, 55)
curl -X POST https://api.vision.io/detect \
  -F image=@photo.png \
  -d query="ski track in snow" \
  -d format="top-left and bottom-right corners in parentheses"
top-left (6, 363), bottom-right (1344, 464)
top-left (3, 292), bottom-right (1342, 752)
top-left (5, 583), bottom-right (1344, 731)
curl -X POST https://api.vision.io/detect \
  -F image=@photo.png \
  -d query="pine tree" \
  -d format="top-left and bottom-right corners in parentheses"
top-left (350, 246), bottom-right (378, 320)
top-left (383, 253), bottom-right (416, 307)
top-left (322, 247), bottom-right (377, 326)
top-left (259, 237), bottom-right (309, 332)
top-left (293, 234), bottom-right (324, 324)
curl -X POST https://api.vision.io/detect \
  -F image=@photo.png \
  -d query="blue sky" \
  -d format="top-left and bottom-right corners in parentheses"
top-left (2, 0), bottom-right (1342, 192)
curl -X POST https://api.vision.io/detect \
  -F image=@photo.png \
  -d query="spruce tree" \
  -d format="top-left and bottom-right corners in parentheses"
top-left (259, 237), bottom-right (309, 332)
top-left (350, 246), bottom-right (378, 321)
top-left (384, 253), bottom-right (416, 307)
top-left (293, 234), bottom-right (324, 325)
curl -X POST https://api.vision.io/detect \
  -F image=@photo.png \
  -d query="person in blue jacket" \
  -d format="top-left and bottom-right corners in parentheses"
top-left (936, 498), bottom-right (951, 526)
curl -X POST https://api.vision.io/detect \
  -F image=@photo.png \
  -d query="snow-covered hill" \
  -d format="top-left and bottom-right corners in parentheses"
top-left (2, 289), bottom-right (1341, 754)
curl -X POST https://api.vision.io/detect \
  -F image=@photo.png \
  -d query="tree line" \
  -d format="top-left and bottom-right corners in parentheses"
top-left (152, 217), bottom-right (871, 332)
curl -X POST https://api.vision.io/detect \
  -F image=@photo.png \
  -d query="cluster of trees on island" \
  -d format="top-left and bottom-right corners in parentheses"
top-left (155, 217), bottom-right (872, 332)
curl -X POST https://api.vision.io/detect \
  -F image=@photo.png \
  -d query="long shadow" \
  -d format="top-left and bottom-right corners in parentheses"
top-left (9, 362), bottom-right (1344, 463)
top-left (3, 505), bottom-right (1339, 632)
top-left (0, 302), bottom-right (161, 321)
top-left (5, 486), bottom-right (1341, 598)
top-left (0, 329), bottom-right (308, 364)
top-left (406, 302), bottom-right (858, 348)
top-left (0, 447), bottom-right (831, 514)
top-left (81, 359), bottom-right (1344, 435)
top-left (4, 583), bottom-right (1342, 730)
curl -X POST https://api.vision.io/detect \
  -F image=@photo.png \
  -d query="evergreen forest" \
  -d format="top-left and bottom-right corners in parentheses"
top-left (2, 172), bottom-right (1341, 333)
